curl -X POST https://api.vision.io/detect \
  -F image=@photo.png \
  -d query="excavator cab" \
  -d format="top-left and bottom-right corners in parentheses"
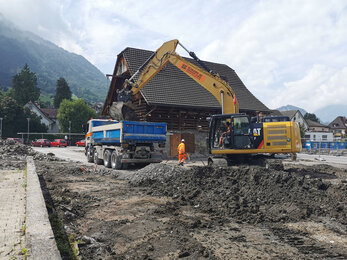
top-left (208, 114), bottom-right (254, 151)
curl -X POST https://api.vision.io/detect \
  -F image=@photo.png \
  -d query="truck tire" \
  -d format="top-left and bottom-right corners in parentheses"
top-left (94, 151), bottom-right (103, 165)
top-left (111, 151), bottom-right (122, 170)
top-left (103, 150), bottom-right (112, 168)
top-left (87, 147), bottom-right (94, 163)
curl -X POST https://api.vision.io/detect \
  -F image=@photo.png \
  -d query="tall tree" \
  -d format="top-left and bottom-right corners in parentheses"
top-left (54, 77), bottom-right (72, 108)
top-left (304, 113), bottom-right (320, 123)
top-left (12, 64), bottom-right (40, 106)
top-left (0, 96), bottom-right (47, 138)
top-left (57, 99), bottom-right (96, 133)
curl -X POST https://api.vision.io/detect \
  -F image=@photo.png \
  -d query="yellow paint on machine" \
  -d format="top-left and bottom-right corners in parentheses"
top-left (211, 121), bottom-right (302, 155)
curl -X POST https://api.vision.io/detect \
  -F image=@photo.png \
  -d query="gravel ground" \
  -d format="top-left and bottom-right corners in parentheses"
top-left (1, 141), bottom-right (347, 259)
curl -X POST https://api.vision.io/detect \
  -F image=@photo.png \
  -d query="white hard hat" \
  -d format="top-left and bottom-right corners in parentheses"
top-left (181, 139), bottom-right (185, 142)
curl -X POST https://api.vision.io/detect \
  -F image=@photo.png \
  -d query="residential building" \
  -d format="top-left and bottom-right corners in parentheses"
top-left (280, 110), bottom-right (308, 130)
top-left (25, 101), bottom-right (59, 133)
top-left (304, 119), bottom-right (333, 141)
top-left (328, 116), bottom-right (347, 139)
top-left (102, 45), bottom-right (270, 156)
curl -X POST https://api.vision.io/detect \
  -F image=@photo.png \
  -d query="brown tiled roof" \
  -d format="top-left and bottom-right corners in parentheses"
top-left (280, 110), bottom-right (297, 119)
top-left (306, 119), bottom-right (328, 128)
top-left (41, 108), bottom-right (58, 119)
top-left (119, 47), bottom-right (269, 112)
top-left (328, 116), bottom-right (347, 129)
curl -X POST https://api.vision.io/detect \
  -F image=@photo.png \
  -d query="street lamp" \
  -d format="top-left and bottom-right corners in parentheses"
top-left (69, 120), bottom-right (71, 146)
top-left (27, 118), bottom-right (30, 144)
top-left (0, 118), bottom-right (3, 139)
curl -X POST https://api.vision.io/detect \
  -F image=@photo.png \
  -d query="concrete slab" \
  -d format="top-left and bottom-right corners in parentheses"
top-left (26, 157), bottom-right (61, 260)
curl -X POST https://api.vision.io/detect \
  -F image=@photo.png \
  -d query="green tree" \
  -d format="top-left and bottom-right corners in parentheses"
top-left (0, 96), bottom-right (47, 138)
top-left (54, 77), bottom-right (72, 108)
top-left (57, 99), bottom-right (96, 133)
top-left (12, 64), bottom-right (40, 106)
top-left (304, 113), bottom-right (320, 123)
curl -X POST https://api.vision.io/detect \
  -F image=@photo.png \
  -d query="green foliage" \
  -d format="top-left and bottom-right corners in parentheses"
top-left (54, 77), bottom-right (72, 108)
top-left (299, 123), bottom-right (306, 138)
top-left (0, 96), bottom-right (47, 138)
top-left (0, 22), bottom-right (108, 103)
top-left (11, 64), bottom-right (40, 106)
top-left (304, 113), bottom-right (320, 123)
top-left (58, 99), bottom-right (96, 133)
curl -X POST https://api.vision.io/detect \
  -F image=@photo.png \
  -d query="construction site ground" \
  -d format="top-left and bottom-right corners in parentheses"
top-left (2, 142), bottom-right (346, 259)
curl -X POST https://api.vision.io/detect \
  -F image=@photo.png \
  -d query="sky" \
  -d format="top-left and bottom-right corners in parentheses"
top-left (0, 0), bottom-right (346, 113)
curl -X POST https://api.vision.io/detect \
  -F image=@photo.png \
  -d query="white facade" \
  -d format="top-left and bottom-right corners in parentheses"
top-left (292, 111), bottom-right (308, 130)
top-left (24, 102), bottom-right (60, 133)
top-left (304, 132), bottom-right (334, 142)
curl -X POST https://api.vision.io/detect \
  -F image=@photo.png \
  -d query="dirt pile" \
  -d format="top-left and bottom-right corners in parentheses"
top-left (36, 160), bottom-right (347, 259)
top-left (0, 139), bottom-right (34, 159)
top-left (0, 140), bottom-right (64, 162)
top-left (129, 163), bottom-right (187, 185)
top-left (138, 163), bottom-right (347, 225)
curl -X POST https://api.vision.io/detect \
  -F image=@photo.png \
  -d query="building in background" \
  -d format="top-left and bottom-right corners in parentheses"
top-left (102, 46), bottom-right (270, 157)
top-left (280, 110), bottom-right (308, 130)
top-left (25, 101), bottom-right (59, 133)
top-left (328, 116), bottom-right (347, 140)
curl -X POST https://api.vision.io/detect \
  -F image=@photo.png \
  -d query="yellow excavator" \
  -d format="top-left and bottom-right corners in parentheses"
top-left (112, 39), bottom-right (302, 165)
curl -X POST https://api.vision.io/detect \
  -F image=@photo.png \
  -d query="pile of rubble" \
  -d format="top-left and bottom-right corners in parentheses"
top-left (0, 139), bottom-right (35, 159)
top-left (139, 163), bottom-right (347, 225)
top-left (129, 163), bottom-right (187, 185)
top-left (0, 139), bottom-right (61, 162)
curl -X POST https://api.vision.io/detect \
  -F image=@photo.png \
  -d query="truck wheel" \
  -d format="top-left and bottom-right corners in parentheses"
top-left (87, 147), bottom-right (94, 163)
top-left (94, 151), bottom-right (103, 165)
top-left (111, 151), bottom-right (122, 170)
top-left (103, 150), bottom-right (112, 168)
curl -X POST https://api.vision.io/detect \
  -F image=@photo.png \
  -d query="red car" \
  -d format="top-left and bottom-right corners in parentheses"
top-left (51, 139), bottom-right (68, 147)
top-left (32, 139), bottom-right (51, 147)
top-left (75, 139), bottom-right (86, 147)
top-left (7, 138), bottom-right (24, 144)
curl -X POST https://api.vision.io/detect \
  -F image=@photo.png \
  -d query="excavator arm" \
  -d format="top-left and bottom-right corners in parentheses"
top-left (112, 39), bottom-right (239, 120)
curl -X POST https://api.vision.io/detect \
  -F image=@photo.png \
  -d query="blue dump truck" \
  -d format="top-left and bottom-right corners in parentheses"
top-left (85, 119), bottom-right (167, 169)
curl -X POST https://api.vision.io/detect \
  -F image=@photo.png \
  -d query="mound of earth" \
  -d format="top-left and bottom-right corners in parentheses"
top-left (142, 164), bottom-right (347, 225)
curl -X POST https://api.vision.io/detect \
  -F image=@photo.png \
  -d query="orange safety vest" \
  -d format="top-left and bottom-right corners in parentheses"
top-left (177, 142), bottom-right (185, 155)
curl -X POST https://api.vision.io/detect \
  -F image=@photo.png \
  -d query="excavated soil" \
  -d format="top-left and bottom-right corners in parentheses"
top-left (35, 160), bottom-right (347, 260)
top-left (1, 140), bottom-right (346, 259)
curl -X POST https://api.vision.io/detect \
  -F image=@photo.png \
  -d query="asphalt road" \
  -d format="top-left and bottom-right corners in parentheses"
top-left (32, 146), bottom-right (347, 168)
top-left (33, 146), bottom-right (91, 165)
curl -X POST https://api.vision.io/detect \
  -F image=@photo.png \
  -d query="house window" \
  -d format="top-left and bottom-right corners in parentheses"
top-left (313, 134), bottom-right (316, 141)
top-left (305, 135), bottom-right (310, 139)
top-left (322, 135), bottom-right (327, 140)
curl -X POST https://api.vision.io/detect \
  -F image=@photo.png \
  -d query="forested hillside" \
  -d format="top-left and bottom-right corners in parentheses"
top-left (0, 18), bottom-right (108, 102)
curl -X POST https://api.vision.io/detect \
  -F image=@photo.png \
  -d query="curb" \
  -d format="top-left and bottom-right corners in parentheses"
top-left (26, 156), bottom-right (61, 260)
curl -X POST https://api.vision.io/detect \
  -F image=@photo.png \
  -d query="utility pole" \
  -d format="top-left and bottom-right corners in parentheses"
top-left (69, 120), bottom-right (71, 146)
top-left (27, 118), bottom-right (30, 144)
top-left (0, 118), bottom-right (3, 139)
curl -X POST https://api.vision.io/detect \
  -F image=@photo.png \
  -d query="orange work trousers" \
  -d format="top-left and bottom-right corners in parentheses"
top-left (178, 153), bottom-right (186, 163)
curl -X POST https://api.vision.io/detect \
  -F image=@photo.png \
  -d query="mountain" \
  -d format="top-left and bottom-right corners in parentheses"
top-left (314, 104), bottom-right (347, 124)
top-left (276, 105), bottom-right (307, 116)
top-left (0, 16), bottom-right (108, 103)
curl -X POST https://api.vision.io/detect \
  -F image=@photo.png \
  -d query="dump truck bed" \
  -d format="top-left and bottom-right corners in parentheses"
top-left (91, 120), bottom-right (167, 145)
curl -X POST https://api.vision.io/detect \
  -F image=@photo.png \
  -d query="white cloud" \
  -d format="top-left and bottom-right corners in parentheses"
top-left (270, 65), bottom-right (347, 112)
top-left (0, 0), bottom-right (346, 112)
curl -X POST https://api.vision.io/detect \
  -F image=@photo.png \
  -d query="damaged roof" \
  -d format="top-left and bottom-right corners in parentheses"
top-left (119, 47), bottom-right (269, 111)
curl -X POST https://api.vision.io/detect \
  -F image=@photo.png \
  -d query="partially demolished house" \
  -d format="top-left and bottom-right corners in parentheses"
top-left (102, 46), bottom-right (270, 156)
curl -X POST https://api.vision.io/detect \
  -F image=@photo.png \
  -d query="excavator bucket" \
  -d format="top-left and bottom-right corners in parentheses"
top-left (109, 101), bottom-right (138, 121)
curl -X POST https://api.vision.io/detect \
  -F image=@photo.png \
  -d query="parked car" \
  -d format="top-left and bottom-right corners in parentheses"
top-left (51, 139), bottom-right (68, 147)
top-left (7, 138), bottom-right (24, 144)
top-left (75, 139), bottom-right (86, 147)
top-left (31, 139), bottom-right (51, 147)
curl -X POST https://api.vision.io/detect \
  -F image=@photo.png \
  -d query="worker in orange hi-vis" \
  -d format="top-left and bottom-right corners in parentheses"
top-left (177, 139), bottom-right (186, 166)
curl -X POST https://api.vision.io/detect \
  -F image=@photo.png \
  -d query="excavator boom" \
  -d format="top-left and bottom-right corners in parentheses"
top-left (111, 39), bottom-right (238, 120)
